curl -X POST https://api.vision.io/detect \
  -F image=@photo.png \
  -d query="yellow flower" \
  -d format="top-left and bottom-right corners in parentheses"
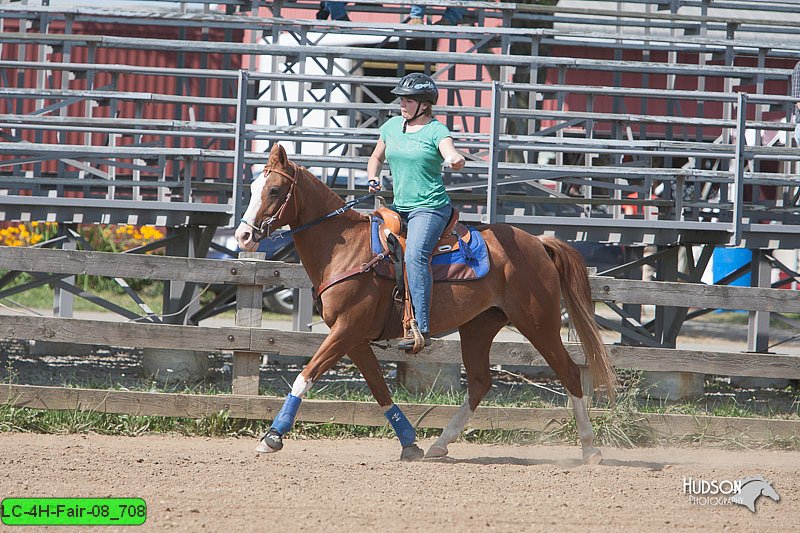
top-left (17, 224), bottom-right (25, 232)
top-left (11, 239), bottom-right (22, 247)
top-left (30, 234), bottom-right (43, 244)
top-left (31, 221), bottom-right (39, 228)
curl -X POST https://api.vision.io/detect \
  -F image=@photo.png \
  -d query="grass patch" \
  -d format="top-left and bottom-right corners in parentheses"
top-left (0, 282), bottom-right (292, 322)
top-left (544, 374), bottom-right (657, 448)
top-left (0, 403), bottom-right (262, 438)
top-left (2, 363), bottom-right (798, 450)
top-left (1, 283), bottom-right (164, 315)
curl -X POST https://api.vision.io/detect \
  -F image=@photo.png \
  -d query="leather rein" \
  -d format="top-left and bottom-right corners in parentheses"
top-left (240, 163), bottom-right (380, 298)
top-left (241, 164), bottom-right (376, 243)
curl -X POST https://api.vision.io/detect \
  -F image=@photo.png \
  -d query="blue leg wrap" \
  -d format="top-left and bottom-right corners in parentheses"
top-left (270, 394), bottom-right (302, 436)
top-left (385, 404), bottom-right (416, 448)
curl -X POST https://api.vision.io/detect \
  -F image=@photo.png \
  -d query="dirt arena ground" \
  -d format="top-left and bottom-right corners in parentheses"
top-left (0, 433), bottom-right (797, 532)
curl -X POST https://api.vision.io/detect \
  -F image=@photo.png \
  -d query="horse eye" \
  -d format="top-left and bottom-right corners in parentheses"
top-left (268, 186), bottom-right (281, 197)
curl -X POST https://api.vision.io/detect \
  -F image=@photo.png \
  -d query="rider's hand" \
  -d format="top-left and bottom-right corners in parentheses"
top-left (368, 179), bottom-right (381, 193)
top-left (445, 154), bottom-right (466, 171)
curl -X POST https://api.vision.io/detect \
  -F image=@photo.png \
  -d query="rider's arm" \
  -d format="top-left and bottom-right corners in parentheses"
top-left (368, 139), bottom-right (387, 191)
top-left (438, 137), bottom-right (465, 171)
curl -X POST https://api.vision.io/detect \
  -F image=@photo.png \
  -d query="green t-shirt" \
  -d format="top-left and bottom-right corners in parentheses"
top-left (380, 116), bottom-right (452, 211)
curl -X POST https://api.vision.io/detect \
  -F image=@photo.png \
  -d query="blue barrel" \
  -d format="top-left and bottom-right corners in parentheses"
top-left (712, 248), bottom-right (752, 313)
top-left (712, 248), bottom-right (752, 286)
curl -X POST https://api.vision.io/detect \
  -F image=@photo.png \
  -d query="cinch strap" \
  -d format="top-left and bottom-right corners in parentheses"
top-left (384, 404), bottom-right (416, 448)
top-left (270, 393), bottom-right (302, 435)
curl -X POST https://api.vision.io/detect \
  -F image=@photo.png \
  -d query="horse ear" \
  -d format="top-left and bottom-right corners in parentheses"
top-left (268, 143), bottom-right (289, 168)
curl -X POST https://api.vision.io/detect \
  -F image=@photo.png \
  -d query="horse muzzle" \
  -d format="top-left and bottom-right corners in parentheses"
top-left (235, 219), bottom-right (268, 251)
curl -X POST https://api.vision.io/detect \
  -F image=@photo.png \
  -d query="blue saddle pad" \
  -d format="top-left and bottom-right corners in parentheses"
top-left (370, 216), bottom-right (490, 282)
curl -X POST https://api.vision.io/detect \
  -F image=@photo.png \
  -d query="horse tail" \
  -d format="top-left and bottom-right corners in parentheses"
top-left (539, 236), bottom-right (617, 402)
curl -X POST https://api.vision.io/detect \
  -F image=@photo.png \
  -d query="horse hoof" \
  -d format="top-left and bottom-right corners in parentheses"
top-left (400, 444), bottom-right (424, 462)
top-left (424, 445), bottom-right (448, 459)
top-left (583, 447), bottom-right (602, 465)
top-left (255, 429), bottom-right (283, 454)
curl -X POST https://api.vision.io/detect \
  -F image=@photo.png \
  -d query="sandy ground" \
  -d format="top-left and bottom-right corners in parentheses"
top-left (0, 433), bottom-right (797, 532)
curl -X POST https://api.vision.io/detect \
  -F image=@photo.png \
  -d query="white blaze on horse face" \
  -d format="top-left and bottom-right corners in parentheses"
top-left (234, 173), bottom-right (267, 251)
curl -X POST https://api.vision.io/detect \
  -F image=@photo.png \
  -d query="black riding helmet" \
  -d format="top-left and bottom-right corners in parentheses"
top-left (391, 73), bottom-right (439, 104)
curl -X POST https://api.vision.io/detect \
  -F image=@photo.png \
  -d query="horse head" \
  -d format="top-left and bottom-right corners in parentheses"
top-left (759, 480), bottom-right (780, 503)
top-left (731, 476), bottom-right (781, 512)
top-left (235, 143), bottom-right (299, 251)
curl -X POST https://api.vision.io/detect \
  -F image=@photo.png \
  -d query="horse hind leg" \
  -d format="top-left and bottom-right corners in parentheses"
top-left (348, 343), bottom-right (423, 461)
top-left (426, 308), bottom-right (508, 459)
top-left (505, 306), bottom-right (601, 464)
top-left (542, 344), bottom-right (601, 464)
top-left (571, 394), bottom-right (601, 464)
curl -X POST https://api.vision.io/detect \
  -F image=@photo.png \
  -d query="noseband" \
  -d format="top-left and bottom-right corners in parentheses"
top-left (240, 164), bottom-right (298, 242)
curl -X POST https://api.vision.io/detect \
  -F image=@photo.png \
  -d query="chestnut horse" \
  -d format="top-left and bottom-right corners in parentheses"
top-left (235, 144), bottom-right (616, 463)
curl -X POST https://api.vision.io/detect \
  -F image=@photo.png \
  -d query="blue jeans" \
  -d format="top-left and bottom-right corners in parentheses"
top-left (399, 205), bottom-right (452, 334)
top-left (409, 5), bottom-right (465, 24)
top-left (323, 2), bottom-right (348, 20)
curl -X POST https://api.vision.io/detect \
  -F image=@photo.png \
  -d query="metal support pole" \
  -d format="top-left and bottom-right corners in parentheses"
top-left (232, 69), bottom-right (250, 228)
top-left (653, 245), bottom-right (679, 348)
top-left (747, 249), bottom-right (771, 353)
top-left (162, 227), bottom-right (189, 325)
top-left (54, 231), bottom-right (75, 318)
top-left (731, 92), bottom-right (747, 245)
top-left (292, 288), bottom-right (313, 332)
top-left (485, 81), bottom-right (502, 224)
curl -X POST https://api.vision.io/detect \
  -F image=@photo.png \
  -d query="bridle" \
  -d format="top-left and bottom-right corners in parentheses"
top-left (240, 164), bottom-right (298, 243)
top-left (240, 162), bottom-right (376, 243)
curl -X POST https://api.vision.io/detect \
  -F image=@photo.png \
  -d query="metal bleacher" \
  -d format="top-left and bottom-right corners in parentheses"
top-left (2, 0), bottom-right (800, 347)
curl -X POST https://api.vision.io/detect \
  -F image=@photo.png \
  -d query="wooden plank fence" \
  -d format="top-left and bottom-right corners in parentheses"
top-left (1, 247), bottom-right (799, 440)
top-left (2, 384), bottom-right (797, 442)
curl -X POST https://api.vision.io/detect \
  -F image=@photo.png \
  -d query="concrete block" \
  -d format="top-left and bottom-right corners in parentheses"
top-left (396, 362), bottom-right (462, 394)
top-left (142, 348), bottom-right (214, 384)
top-left (640, 371), bottom-right (705, 401)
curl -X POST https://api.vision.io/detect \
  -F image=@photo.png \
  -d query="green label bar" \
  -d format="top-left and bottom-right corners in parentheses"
top-left (1, 498), bottom-right (146, 526)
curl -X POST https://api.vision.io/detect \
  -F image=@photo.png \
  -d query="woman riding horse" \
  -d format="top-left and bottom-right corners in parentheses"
top-left (367, 73), bottom-right (466, 352)
top-left (235, 140), bottom-right (616, 464)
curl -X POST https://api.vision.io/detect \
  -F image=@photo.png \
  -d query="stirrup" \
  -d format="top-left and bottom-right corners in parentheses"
top-left (397, 320), bottom-right (428, 354)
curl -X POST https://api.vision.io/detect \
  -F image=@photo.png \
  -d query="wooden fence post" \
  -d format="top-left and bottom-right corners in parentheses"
top-left (232, 251), bottom-right (265, 395)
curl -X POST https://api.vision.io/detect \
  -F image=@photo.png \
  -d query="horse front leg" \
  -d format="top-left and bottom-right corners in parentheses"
top-left (426, 310), bottom-right (507, 459)
top-left (256, 331), bottom-right (355, 454)
top-left (348, 343), bottom-right (423, 461)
